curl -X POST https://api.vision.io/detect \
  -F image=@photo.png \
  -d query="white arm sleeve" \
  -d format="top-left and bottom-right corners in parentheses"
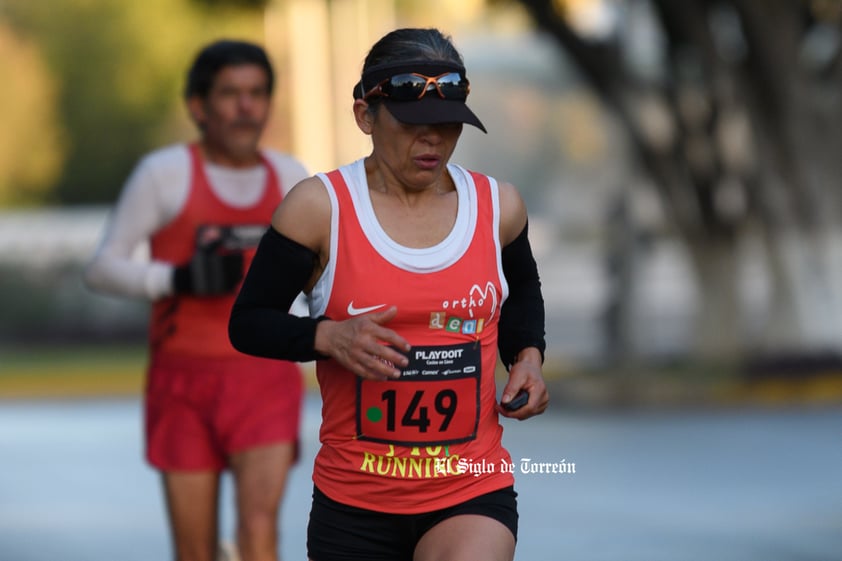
top-left (264, 150), bottom-right (311, 195)
top-left (83, 146), bottom-right (190, 301)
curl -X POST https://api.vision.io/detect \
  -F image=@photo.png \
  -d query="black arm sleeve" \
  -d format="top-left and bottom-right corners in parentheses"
top-left (228, 228), bottom-right (328, 362)
top-left (498, 221), bottom-right (546, 370)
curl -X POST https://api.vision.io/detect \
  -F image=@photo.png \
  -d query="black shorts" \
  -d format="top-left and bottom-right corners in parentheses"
top-left (307, 485), bottom-right (518, 561)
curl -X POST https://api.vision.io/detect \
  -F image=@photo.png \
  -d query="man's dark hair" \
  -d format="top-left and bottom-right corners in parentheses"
top-left (185, 39), bottom-right (274, 99)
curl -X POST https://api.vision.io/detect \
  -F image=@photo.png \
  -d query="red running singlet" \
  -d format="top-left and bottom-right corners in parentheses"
top-left (149, 144), bottom-right (282, 359)
top-left (308, 159), bottom-right (515, 514)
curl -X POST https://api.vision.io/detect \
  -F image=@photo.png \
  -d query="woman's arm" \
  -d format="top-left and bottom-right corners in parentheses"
top-left (228, 176), bottom-right (330, 361)
top-left (228, 176), bottom-right (411, 377)
top-left (496, 181), bottom-right (548, 418)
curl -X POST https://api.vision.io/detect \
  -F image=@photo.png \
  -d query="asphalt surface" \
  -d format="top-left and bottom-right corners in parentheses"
top-left (0, 393), bottom-right (840, 561)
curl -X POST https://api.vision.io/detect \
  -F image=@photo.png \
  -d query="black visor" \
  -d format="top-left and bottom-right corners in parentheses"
top-left (353, 60), bottom-right (486, 133)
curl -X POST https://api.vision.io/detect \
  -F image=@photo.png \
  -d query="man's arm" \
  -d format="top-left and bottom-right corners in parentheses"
top-left (263, 150), bottom-right (311, 197)
top-left (83, 149), bottom-right (189, 300)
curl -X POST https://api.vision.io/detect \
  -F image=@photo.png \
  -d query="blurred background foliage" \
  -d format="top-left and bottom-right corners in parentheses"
top-left (0, 19), bottom-right (64, 206)
top-left (0, 0), bottom-right (265, 205)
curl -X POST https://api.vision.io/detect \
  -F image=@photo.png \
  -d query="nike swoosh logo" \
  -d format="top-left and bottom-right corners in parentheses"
top-left (347, 302), bottom-right (386, 316)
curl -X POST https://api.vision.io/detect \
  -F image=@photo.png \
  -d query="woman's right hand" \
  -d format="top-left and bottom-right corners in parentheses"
top-left (314, 306), bottom-right (411, 380)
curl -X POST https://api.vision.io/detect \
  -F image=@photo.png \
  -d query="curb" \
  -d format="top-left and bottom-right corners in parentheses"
top-left (543, 370), bottom-right (842, 410)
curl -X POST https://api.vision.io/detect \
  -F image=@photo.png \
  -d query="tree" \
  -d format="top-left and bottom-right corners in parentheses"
top-left (191, 0), bottom-right (270, 7)
top-left (512, 0), bottom-right (842, 361)
top-left (1, 0), bottom-right (265, 205)
top-left (0, 22), bottom-right (64, 206)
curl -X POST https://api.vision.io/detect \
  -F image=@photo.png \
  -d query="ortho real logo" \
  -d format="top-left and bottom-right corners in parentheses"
top-left (442, 317), bottom-right (485, 335)
top-left (430, 312), bottom-right (447, 329)
top-left (429, 314), bottom-right (485, 335)
top-left (441, 281), bottom-right (498, 322)
top-left (461, 319), bottom-right (482, 334)
top-left (430, 281), bottom-right (497, 334)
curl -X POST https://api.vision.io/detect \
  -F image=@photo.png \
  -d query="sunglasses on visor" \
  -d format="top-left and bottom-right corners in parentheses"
top-left (363, 72), bottom-right (470, 101)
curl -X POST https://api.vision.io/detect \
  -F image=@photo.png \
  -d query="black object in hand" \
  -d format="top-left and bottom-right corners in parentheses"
top-left (174, 244), bottom-right (244, 296)
top-left (502, 390), bottom-right (529, 411)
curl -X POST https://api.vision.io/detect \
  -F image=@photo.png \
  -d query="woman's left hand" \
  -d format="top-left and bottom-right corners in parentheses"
top-left (497, 347), bottom-right (549, 420)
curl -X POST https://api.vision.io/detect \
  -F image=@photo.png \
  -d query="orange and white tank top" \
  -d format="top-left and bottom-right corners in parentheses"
top-left (149, 144), bottom-right (282, 359)
top-left (308, 158), bottom-right (514, 514)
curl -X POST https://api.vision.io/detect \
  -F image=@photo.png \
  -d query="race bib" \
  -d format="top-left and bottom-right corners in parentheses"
top-left (356, 342), bottom-right (481, 446)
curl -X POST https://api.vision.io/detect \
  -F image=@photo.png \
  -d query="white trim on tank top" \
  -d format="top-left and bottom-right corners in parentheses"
top-left (308, 159), bottom-right (496, 318)
top-left (336, 158), bottom-right (478, 273)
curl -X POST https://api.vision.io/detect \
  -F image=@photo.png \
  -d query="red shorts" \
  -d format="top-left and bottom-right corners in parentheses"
top-left (144, 353), bottom-right (303, 471)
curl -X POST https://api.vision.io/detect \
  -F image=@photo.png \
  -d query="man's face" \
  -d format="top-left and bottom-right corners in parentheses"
top-left (189, 63), bottom-right (271, 166)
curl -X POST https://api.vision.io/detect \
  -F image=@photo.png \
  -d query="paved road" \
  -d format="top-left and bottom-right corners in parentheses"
top-left (1, 394), bottom-right (840, 561)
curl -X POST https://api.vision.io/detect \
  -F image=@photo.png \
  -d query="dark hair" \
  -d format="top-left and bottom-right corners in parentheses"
top-left (354, 28), bottom-right (486, 131)
top-left (362, 28), bottom-right (464, 73)
top-left (184, 39), bottom-right (274, 99)
top-left (360, 28), bottom-right (464, 108)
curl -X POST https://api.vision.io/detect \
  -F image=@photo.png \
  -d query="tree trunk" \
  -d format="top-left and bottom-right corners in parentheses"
top-left (686, 238), bottom-right (742, 359)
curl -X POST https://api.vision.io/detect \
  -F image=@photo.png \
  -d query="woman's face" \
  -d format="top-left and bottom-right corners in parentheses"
top-left (360, 102), bottom-right (463, 190)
